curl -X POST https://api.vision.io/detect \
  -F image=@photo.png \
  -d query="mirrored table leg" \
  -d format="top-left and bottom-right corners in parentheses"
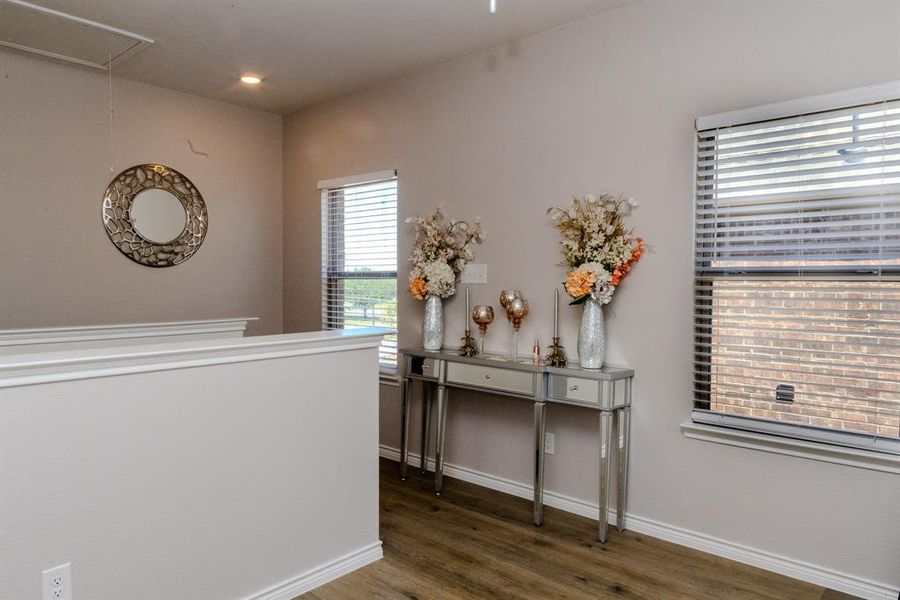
top-left (598, 408), bottom-right (614, 542)
top-left (617, 405), bottom-right (631, 532)
top-left (400, 376), bottom-right (411, 480)
top-left (420, 383), bottom-right (432, 474)
top-left (533, 401), bottom-right (547, 526)
top-left (434, 384), bottom-right (449, 495)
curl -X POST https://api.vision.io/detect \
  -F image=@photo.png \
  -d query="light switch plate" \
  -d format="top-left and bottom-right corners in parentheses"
top-left (459, 263), bottom-right (487, 284)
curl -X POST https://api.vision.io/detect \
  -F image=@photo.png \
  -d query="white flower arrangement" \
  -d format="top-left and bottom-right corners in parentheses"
top-left (421, 260), bottom-right (455, 298)
top-left (406, 208), bottom-right (485, 300)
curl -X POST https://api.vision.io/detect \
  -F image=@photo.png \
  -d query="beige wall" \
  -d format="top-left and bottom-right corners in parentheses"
top-left (0, 52), bottom-right (283, 334)
top-left (283, 0), bottom-right (900, 589)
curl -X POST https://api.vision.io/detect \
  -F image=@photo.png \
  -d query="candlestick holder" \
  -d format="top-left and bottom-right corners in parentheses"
top-left (457, 328), bottom-right (478, 357)
top-left (456, 286), bottom-right (479, 356)
top-left (546, 288), bottom-right (567, 366)
top-left (545, 337), bottom-right (568, 367)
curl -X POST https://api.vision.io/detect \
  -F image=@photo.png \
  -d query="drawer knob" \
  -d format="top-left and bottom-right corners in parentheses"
top-left (569, 384), bottom-right (579, 391)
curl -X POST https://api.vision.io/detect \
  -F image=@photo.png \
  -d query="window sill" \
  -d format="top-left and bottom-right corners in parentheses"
top-left (379, 373), bottom-right (400, 387)
top-left (681, 420), bottom-right (900, 475)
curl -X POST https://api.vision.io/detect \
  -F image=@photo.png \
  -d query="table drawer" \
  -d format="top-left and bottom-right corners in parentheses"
top-left (408, 356), bottom-right (440, 380)
top-left (446, 362), bottom-right (534, 396)
top-left (548, 375), bottom-right (599, 405)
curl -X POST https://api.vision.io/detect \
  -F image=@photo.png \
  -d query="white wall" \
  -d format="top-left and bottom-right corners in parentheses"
top-left (0, 52), bottom-right (284, 334)
top-left (283, 0), bottom-right (900, 590)
top-left (0, 336), bottom-right (382, 600)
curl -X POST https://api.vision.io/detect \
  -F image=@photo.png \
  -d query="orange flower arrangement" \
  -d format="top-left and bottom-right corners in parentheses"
top-left (408, 276), bottom-right (427, 301)
top-left (611, 238), bottom-right (644, 287)
top-left (548, 193), bottom-right (645, 305)
top-left (565, 269), bottom-right (597, 298)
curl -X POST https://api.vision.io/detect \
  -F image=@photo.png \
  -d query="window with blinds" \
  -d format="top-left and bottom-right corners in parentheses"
top-left (320, 171), bottom-right (398, 372)
top-left (693, 88), bottom-right (900, 453)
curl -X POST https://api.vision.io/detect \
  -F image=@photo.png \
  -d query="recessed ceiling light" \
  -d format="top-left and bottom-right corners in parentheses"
top-left (240, 75), bottom-right (262, 85)
top-left (489, 0), bottom-right (496, 13)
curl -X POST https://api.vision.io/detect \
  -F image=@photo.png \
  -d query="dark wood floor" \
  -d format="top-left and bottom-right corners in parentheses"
top-left (301, 458), bottom-right (857, 600)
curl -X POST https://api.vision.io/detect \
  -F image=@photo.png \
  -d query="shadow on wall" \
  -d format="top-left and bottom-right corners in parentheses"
top-left (484, 38), bottom-right (522, 72)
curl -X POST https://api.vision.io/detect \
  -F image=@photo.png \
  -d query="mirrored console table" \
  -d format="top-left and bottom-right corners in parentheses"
top-left (399, 347), bottom-right (634, 542)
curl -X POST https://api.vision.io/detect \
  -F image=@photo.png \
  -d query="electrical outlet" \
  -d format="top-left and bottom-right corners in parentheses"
top-left (42, 563), bottom-right (71, 600)
top-left (544, 432), bottom-right (555, 455)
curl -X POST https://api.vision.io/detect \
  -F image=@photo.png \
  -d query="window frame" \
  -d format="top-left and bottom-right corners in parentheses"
top-left (689, 82), bottom-right (900, 462)
top-left (319, 170), bottom-right (399, 374)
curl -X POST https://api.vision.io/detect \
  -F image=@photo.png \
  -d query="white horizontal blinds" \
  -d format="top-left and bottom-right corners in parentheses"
top-left (696, 99), bottom-right (900, 272)
top-left (321, 176), bottom-right (398, 371)
top-left (694, 97), bottom-right (900, 444)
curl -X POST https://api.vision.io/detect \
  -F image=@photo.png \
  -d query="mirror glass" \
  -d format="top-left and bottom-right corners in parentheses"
top-left (129, 189), bottom-right (186, 243)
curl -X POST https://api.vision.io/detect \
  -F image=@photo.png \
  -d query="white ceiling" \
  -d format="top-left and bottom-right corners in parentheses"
top-left (8, 0), bottom-right (632, 115)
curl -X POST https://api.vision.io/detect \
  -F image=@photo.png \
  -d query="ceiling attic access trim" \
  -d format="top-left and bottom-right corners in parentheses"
top-left (0, 0), bottom-right (154, 70)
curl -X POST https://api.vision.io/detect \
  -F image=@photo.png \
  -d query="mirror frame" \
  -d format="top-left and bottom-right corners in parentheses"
top-left (102, 164), bottom-right (208, 267)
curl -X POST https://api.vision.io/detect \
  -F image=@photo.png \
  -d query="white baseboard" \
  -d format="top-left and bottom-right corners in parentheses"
top-left (244, 541), bottom-right (383, 600)
top-left (381, 445), bottom-right (898, 600)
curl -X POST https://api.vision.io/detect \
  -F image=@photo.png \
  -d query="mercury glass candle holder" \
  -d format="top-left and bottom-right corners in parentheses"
top-left (507, 297), bottom-right (529, 330)
top-left (472, 305), bottom-right (494, 355)
top-left (506, 297), bottom-right (529, 360)
top-left (499, 289), bottom-right (521, 357)
top-left (499, 289), bottom-right (521, 313)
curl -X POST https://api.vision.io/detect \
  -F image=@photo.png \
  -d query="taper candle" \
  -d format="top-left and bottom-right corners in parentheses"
top-left (465, 287), bottom-right (470, 326)
top-left (553, 288), bottom-right (559, 338)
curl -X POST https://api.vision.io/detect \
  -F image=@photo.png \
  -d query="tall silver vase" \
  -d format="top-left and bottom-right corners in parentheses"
top-left (578, 297), bottom-right (605, 369)
top-left (423, 294), bottom-right (444, 351)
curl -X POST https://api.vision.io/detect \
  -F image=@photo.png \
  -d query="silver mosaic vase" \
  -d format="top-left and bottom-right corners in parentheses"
top-left (423, 294), bottom-right (444, 351)
top-left (577, 297), bottom-right (605, 369)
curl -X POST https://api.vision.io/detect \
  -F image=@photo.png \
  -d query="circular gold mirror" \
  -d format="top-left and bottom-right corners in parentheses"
top-left (130, 188), bottom-right (187, 244)
top-left (102, 164), bottom-right (208, 267)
